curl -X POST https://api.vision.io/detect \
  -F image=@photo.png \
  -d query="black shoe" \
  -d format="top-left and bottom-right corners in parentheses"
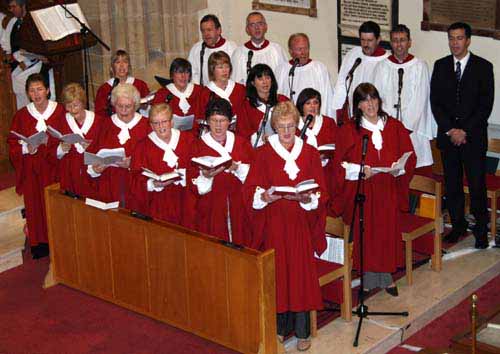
top-left (444, 222), bottom-right (469, 243)
top-left (385, 286), bottom-right (399, 297)
top-left (31, 243), bottom-right (50, 259)
top-left (474, 236), bottom-right (489, 249)
top-left (495, 235), bottom-right (500, 247)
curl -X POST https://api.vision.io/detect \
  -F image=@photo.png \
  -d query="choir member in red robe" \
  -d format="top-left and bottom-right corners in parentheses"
top-left (296, 88), bottom-right (337, 199)
top-left (331, 83), bottom-right (415, 296)
top-left (189, 98), bottom-right (253, 245)
top-left (56, 83), bottom-right (103, 198)
top-left (244, 101), bottom-right (327, 351)
top-left (87, 83), bottom-right (150, 209)
top-left (8, 73), bottom-right (65, 258)
top-left (152, 58), bottom-right (204, 134)
top-left (198, 51), bottom-right (246, 121)
top-left (94, 49), bottom-right (150, 118)
top-left (129, 103), bottom-right (196, 228)
top-left (236, 64), bottom-right (288, 147)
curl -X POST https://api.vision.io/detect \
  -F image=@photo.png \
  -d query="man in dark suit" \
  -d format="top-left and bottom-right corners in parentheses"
top-left (431, 22), bottom-right (494, 249)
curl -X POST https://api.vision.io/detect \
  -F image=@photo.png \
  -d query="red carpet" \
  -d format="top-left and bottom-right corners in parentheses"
top-left (0, 254), bottom-right (236, 354)
top-left (389, 273), bottom-right (500, 353)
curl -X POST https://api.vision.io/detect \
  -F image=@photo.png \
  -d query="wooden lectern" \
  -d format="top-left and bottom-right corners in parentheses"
top-left (17, 0), bottom-right (97, 98)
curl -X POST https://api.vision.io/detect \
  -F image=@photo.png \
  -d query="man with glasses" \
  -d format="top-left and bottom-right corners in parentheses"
top-left (231, 11), bottom-right (287, 84)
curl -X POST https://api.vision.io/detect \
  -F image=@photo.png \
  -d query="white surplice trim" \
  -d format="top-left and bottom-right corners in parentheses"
top-left (298, 114), bottom-right (323, 148)
top-left (360, 116), bottom-right (385, 151)
top-left (111, 112), bottom-right (142, 145)
top-left (66, 110), bottom-right (95, 154)
top-left (268, 134), bottom-right (302, 181)
top-left (252, 186), bottom-right (268, 209)
top-left (147, 129), bottom-right (186, 190)
top-left (166, 83), bottom-right (194, 114)
top-left (106, 76), bottom-right (134, 86)
top-left (342, 162), bottom-right (363, 181)
top-left (207, 80), bottom-right (235, 104)
top-left (27, 100), bottom-right (58, 132)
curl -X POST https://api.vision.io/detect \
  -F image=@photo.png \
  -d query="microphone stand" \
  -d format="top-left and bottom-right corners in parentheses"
top-left (254, 104), bottom-right (270, 148)
top-left (394, 87), bottom-right (402, 121)
top-left (289, 72), bottom-right (296, 102)
top-left (58, 4), bottom-right (110, 109)
top-left (350, 136), bottom-right (409, 348)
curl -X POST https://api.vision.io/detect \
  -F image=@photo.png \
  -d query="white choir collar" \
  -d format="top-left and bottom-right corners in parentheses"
top-left (107, 76), bottom-right (134, 86)
top-left (207, 80), bottom-right (235, 103)
top-left (298, 115), bottom-right (322, 148)
top-left (148, 129), bottom-right (180, 168)
top-left (166, 83), bottom-right (194, 114)
top-left (111, 112), bottom-right (142, 145)
top-left (268, 134), bottom-right (302, 180)
top-left (27, 100), bottom-right (58, 132)
top-left (66, 110), bottom-right (95, 153)
top-left (361, 116), bottom-right (385, 151)
top-left (201, 130), bottom-right (235, 158)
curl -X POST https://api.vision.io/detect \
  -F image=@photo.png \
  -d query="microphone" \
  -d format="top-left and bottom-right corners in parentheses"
top-left (299, 114), bottom-right (314, 139)
top-left (200, 42), bottom-right (207, 86)
top-left (361, 134), bottom-right (369, 157)
top-left (289, 57), bottom-right (300, 76)
top-left (107, 78), bottom-right (120, 116)
top-left (397, 68), bottom-right (404, 94)
top-left (246, 50), bottom-right (254, 75)
top-left (347, 58), bottom-right (362, 80)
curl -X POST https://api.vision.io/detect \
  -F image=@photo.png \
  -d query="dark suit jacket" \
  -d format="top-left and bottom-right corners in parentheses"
top-left (430, 53), bottom-right (494, 151)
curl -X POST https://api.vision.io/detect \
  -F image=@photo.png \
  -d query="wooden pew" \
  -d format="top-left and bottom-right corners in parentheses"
top-left (43, 184), bottom-right (278, 354)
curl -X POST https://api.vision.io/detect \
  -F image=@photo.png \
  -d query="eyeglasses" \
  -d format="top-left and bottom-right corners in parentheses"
top-left (276, 124), bottom-right (296, 132)
top-left (65, 101), bottom-right (83, 109)
top-left (209, 118), bottom-right (229, 125)
top-left (115, 103), bottom-right (134, 110)
top-left (150, 120), bottom-right (171, 127)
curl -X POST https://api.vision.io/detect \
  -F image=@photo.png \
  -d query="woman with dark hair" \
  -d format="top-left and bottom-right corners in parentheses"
top-left (152, 58), bottom-right (204, 133)
top-left (237, 63), bottom-right (288, 146)
top-left (198, 51), bottom-right (246, 117)
top-left (243, 101), bottom-right (327, 351)
top-left (331, 82), bottom-right (415, 296)
top-left (94, 49), bottom-right (150, 118)
top-left (8, 73), bottom-right (65, 258)
top-left (188, 97), bottom-right (253, 245)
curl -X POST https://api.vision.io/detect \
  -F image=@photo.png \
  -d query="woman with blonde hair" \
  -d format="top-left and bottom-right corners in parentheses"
top-left (56, 83), bottom-right (103, 197)
top-left (94, 49), bottom-right (150, 118)
top-left (244, 100), bottom-right (327, 351)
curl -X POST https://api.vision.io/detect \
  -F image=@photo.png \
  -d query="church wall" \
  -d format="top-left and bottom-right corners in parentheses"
top-left (201, 0), bottom-right (500, 126)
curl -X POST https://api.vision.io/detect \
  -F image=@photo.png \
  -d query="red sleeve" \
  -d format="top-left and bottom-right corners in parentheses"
top-left (95, 84), bottom-right (111, 118)
top-left (128, 140), bottom-right (151, 215)
top-left (135, 79), bottom-right (150, 98)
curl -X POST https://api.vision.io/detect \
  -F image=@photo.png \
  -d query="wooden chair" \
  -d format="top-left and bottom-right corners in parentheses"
top-left (400, 175), bottom-right (443, 285)
top-left (464, 138), bottom-right (500, 238)
top-left (310, 216), bottom-right (352, 337)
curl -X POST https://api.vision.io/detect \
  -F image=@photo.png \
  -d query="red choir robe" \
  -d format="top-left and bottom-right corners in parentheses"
top-left (86, 113), bottom-right (151, 208)
top-left (152, 83), bottom-right (204, 133)
top-left (188, 131), bottom-right (254, 245)
top-left (94, 77), bottom-right (150, 118)
top-left (198, 80), bottom-right (246, 120)
top-left (297, 115), bottom-right (338, 197)
top-left (8, 101), bottom-right (65, 246)
top-left (129, 129), bottom-right (196, 228)
top-left (56, 111), bottom-right (104, 197)
top-left (236, 94), bottom-right (289, 143)
top-left (243, 135), bottom-right (327, 313)
top-left (330, 118), bottom-right (416, 273)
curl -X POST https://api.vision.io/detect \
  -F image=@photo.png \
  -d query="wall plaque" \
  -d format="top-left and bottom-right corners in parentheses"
top-left (421, 0), bottom-right (500, 39)
top-left (252, 0), bottom-right (317, 17)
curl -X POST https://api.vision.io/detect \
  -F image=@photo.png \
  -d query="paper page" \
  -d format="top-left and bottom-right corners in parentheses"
top-left (318, 143), bottom-right (335, 151)
top-left (173, 114), bottom-right (194, 131)
top-left (85, 198), bottom-right (119, 210)
top-left (46, 125), bottom-right (63, 139)
top-left (27, 131), bottom-right (48, 148)
top-left (61, 134), bottom-right (86, 145)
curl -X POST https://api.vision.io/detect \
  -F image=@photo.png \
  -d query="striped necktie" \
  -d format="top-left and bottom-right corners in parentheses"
top-left (455, 61), bottom-right (461, 104)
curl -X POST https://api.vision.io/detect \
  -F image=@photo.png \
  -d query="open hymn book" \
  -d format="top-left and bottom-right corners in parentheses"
top-left (83, 148), bottom-right (125, 167)
top-left (141, 168), bottom-right (182, 182)
top-left (269, 179), bottom-right (319, 196)
top-left (371, 151), bottom-right (413, 176)
top-left (10, 130), bottom-right (48, 149)
top-left (30, 4), bottom-right (90, 42)
top-left (191, 155), bottom-right (232, 170)
top-left (47, 126), bottom-right (88, 145)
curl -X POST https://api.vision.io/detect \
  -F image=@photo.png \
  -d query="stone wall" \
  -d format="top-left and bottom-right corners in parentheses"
top-left (80, 0), bottom-right (207, 106)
